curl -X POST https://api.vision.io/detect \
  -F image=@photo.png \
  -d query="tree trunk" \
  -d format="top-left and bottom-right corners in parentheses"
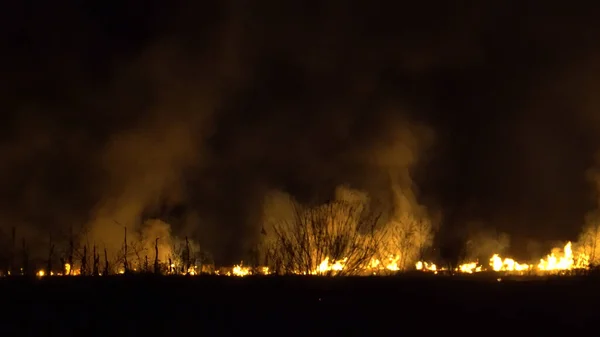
top-left (103, 248), bottom-right (109, 276)
top-left (154, 238), bottom-right (160, 274)
top-left (123, 227), bottom-right (128, 273)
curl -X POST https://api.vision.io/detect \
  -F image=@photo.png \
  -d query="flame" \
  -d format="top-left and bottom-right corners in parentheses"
top-left (1, 241), bottom-right (593, 278)
top-left (458, 262), bottom-right (482, 274)
top-left (489, 255), bottom-right (531, 272)
top-left (231, 264), bottom-right (251, 277)
top-left (537, 242), bottom-right (589, 271)
top-left (415, 261), bottom-right (438, 273)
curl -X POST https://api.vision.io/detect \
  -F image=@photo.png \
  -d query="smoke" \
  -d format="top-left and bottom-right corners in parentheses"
top-left (85, 117), bottom-right (200, 257)
top-left (464, 223), bottom-right (510, 262)
top-left (261, 116), bottom-right (436, 269)
top-left (83, 11), bottom-right (251, 260)
top-left (2, 1), bottom-right (448, 265)
top-left (7, 2), bottom-right (600, 267)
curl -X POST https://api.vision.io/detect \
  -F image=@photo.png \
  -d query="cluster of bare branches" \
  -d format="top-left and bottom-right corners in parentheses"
top-left (577, 212), bottom-right (600, 267)
top-left (109, 225), bottom-right (210, 275)
top-left (262, 198), bottom-right (385, 276)
top-left (0, 221), bottom-right (212, 276)
top-left (379, 214), bottom-right (434, 271)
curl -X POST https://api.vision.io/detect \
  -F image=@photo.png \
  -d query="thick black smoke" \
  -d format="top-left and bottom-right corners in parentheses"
top-left (2, 1), bottom-right (600, 264)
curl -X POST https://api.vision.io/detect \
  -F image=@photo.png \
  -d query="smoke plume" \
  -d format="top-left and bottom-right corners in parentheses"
top-left (4, 2), bottom-right (600, 267)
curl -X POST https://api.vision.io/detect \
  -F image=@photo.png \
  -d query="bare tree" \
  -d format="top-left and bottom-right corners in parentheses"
top-left (154, 238), bottom-right (160, 274)
top-left (264, 198), bottom-right (384, 276)
top-left (123, 226), bottom-right (129, 273)
top-left (578, 213), bottom-right (600, 268)
top-left (47, 232), bottom-right (54, 276)
top-left (92, 245), bottom-right (99, 276)
top-left (381, 215), bottom-right (433, 271)
top-left (9, 227), bottom-right (16, 275)
top-left (80, 245), bottom-right (88, 275)
top-left (21, 238), bottom-right (29, 276)
top-left (103, 248), bottom-right (110, 276)
top-left (68, 226), bottom-right (74, 275)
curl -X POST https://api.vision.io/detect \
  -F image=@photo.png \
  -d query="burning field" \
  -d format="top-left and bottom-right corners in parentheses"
top-left (1, 186), bottom-right (600, 279)
top-left (8, 239), bottom-right (593, 279)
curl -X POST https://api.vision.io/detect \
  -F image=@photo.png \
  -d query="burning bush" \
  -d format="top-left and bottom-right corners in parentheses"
top-left (262, 190), bottom-right (385, 276)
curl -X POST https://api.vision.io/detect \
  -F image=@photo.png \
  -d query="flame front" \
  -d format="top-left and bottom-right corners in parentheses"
top-left (3, 240), bottom-right (593, 278)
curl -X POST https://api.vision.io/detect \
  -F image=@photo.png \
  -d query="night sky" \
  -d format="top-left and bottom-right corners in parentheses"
top-left (2, 1), bottom-right (600, 264)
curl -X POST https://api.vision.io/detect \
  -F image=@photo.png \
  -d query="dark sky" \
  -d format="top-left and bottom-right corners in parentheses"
top-left (2, 1), bottom-right (600, 264)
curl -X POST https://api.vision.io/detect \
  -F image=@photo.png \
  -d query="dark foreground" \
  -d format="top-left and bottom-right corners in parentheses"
top-left (1, 274), bottom-right (599, 336)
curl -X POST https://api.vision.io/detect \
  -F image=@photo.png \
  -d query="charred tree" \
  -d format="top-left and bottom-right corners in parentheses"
top-left (80, 245), bottom-right (88, 275)
top-left (21, 238), bottom-right (28, 276)
top-left (154, 238), bottom-right (160, 274)
top-left (184, 236), bottom-right (191, 274)
top-left (103, 248), bottom-right (109, 276)
top-left (123, 227), bottom-right (129, 274)
top-left (266, 198), bottom-right (384, 276)
top-left (68, 227), bottom-right (74, 275)
top-left (92, 245), bottom-right (99, 276)
top-left (9, 226), bottom-right (15, 275)
top-left (168, 257), bottom-right (173, 274)
top-left (47, 233), bottom-right (54, 276)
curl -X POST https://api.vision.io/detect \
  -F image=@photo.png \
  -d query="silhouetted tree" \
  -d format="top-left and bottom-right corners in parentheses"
top-left (103, 248), bottom-right (109, 276)
top-left (183, 236), bottom-right (191, 274)
top-left (264, 198), bottom-right (384, 276)
top-left (80, 245), bottom-right (88, 275)
top-left (9, 227), bottom-right (15, 275)
top-left (154, 238), bottom-right (160, 274)
top-left (21, 238), bottom-right (28, 276)
top-left (47, 233), bottom-right (54, 276)
top-left (68, 227), bottom-right (74, 275)
top-left (92, 245), bottom-right (100, 276)
top-left (123, 226), bottom-right (129, 273)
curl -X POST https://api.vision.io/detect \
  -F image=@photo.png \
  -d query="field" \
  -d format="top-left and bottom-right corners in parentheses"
top-left (1, 274), bottom-right (598, 335)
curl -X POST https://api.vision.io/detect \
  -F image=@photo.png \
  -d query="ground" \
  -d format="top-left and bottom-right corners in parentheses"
top-left (1, 274), bottom-right (598, 335)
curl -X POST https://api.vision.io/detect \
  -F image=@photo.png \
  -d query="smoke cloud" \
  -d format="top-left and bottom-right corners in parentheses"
top-left (3, 2), bottom-right (600, 266)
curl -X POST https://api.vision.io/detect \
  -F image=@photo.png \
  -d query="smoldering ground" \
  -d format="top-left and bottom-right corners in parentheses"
top-left (2, 2), bottom-right (600, 265)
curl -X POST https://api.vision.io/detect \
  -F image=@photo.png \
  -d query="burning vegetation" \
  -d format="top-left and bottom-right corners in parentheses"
top-left (0, 186), bottom-right (598, 279)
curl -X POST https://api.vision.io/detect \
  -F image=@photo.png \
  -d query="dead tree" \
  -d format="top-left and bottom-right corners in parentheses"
top-left (154, 238), bottom-right (160, 274)
top-left (103, 248), bottom-right (109, 276)
top-left (92, 245), bottom-right (99, 276)
top-left (80, 245), bottom-right (88, 275)
top-left (123, 226), bottom-right (129, 273)
top-left (21, 238), bottom-right (28, 276)
top-left (266, 198), bottom-right (384, 276)
top-left (184, 236), bottom-right (191, 274)
top-left (47, 233), bottom-right (54, 276)
top-left (9, 226), bottom-right (15, 275)
top-left (68, 227), bottom-right (74, 275)
top-left (168, 257), bottom-right (173, 274)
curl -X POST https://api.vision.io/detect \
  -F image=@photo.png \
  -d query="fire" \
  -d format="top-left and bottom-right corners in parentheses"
top-left (489, 255), bottom-right (531, 272)
top-left (415, 261), bottom-right (438, 273)
top-left (458, 262), bottom-right (482, 274)
top-left (314, 257), bottom-right (347, 274)
top-left (231, 264), bottom-right (251, 277)
top-left (1, 241), bottom-right (593, 278)
top-left (450, 241), bottom-right (589, 274)
top-left (537, 242), bottom-right (589, 271)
